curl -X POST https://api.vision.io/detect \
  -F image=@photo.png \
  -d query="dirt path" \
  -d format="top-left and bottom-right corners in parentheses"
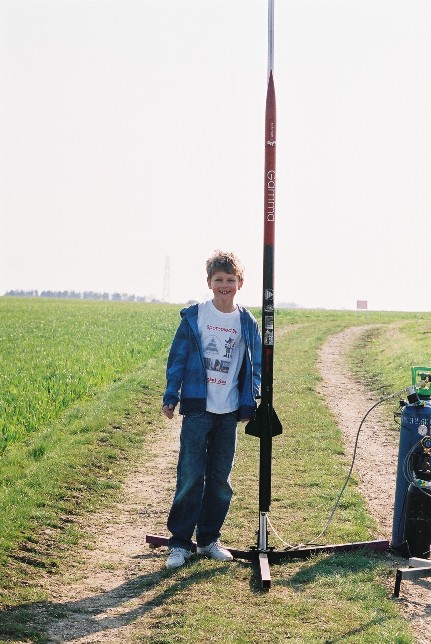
top-left (318, 325), bottom-right (431, 644)
top-left (34, 325), bottom-right (431, 642)
top-left (41, 414), bottom-right (181, 642)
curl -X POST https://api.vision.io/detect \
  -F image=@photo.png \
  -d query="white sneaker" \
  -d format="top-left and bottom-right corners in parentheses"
top-left (197, 541), bottom-right (233, 561)
top-left (166, 547), bottom-right (192, 569)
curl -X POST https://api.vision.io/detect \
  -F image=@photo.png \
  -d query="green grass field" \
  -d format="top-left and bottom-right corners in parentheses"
top-left (1, 297), bottom-right (430, 642)
top-left (0, 297), bottom-right (179, 451)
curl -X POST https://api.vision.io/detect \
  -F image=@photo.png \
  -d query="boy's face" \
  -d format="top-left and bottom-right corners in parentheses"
top-left (207, 270), bottom-right (243, 312)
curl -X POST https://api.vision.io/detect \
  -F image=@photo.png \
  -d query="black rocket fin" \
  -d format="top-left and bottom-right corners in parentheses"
top-left (271, 408), bottom-right (283, 436)
top-left (245, 403), bottom-right (283, 438)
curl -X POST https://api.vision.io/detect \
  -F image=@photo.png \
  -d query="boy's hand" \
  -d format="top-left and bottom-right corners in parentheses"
top-left (162, 404), bottom-right (175, 419)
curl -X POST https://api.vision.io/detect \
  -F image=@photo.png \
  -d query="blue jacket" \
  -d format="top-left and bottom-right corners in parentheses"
top-left (163, 303), bottom-right (261, 420)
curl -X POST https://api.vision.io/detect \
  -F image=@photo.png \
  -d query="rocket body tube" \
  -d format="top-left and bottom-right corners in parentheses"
top-left (245, 68), bottom-right (282, 514)
top-left (260, 71), bottom-right (277, 512)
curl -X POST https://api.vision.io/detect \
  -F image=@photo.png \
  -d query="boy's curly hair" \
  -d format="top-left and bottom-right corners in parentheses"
top-left (206, 250), bottom-right (244, 281)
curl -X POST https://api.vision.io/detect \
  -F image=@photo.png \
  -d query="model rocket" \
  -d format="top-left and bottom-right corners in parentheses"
top-left (245, 0), bottom-right (282, 523)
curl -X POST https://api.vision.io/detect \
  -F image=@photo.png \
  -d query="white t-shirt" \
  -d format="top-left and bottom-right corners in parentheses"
top-left (198, 300), bottom-right (245, 414)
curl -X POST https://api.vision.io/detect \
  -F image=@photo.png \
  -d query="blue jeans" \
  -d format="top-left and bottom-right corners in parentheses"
top-left (167, 411), bottom-right (238, 550)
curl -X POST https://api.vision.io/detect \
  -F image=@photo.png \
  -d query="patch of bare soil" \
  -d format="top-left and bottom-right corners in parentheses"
top-left (318, 325), bottom-right (431, 644)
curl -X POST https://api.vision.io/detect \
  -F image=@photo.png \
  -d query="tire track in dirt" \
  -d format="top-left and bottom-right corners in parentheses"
top-left (317, 325), bottom-right (431, 644)
top-left (40, 413), bottom-right (181, 643)
top-left (318, 325), bottom-right (397, 538)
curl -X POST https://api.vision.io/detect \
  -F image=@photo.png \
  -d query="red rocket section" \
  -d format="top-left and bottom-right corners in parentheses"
top-left (264, 71), bottom-right (276, 247)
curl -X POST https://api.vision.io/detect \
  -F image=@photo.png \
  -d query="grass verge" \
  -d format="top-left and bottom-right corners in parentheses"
top-left (0, 353), bottom-right (166, 608)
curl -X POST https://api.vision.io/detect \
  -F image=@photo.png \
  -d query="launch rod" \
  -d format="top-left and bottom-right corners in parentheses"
top-left (267, 0), bottom-right (274, 78)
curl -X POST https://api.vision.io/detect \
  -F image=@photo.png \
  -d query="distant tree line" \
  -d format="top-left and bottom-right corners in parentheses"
top-left (4, 289), bottom-right (161, 303)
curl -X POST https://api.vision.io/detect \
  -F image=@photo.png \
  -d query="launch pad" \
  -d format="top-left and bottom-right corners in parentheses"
top-left (145, 533), bottom-right (389, 590)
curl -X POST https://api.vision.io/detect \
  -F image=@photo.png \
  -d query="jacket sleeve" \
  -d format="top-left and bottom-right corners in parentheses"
top-left (163, 317), bottom-right (190, 408)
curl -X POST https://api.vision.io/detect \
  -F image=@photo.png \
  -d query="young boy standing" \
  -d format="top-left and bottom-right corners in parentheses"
top-left (162, 250), bottom-right (261, 569)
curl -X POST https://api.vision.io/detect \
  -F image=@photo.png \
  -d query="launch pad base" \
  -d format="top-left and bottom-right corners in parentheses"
top-left (146, 534), bottom-right (389, 590)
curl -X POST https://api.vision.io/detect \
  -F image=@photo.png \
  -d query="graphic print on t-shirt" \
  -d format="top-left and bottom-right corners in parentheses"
top-left (203, 334), bottom-right (236, 375)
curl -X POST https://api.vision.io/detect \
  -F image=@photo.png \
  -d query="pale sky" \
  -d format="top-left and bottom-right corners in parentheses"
top-left (1, 0), bottom-right (430, 310)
